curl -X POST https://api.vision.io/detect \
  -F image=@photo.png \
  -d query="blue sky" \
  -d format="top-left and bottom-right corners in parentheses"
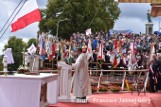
top-left (0, 0), bottom-right (161, 54)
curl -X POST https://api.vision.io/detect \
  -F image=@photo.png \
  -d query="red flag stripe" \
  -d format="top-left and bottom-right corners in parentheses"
top-left (11, 9), bottom-right (41, 32)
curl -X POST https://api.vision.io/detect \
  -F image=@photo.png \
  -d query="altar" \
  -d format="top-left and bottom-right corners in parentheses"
top-left (0, 73), bottom-right (58, 107)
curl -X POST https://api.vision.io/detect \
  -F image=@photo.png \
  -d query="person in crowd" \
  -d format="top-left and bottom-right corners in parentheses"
top-left (149, 54), bottom-right (157, 92)
top-left (152, 53), bottom-right (161, 91)
top-left (92, 37), bottom-right (98, 50)
top-left (119, 53), bottom-right (128, 69)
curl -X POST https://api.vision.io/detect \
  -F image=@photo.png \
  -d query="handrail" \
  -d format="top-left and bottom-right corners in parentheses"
top-left (36, 69), bottom-right (149, 73)
top-left (89, 69), bottom-right (149, 72)
top-left (36, 69), bottom-right (149, 92)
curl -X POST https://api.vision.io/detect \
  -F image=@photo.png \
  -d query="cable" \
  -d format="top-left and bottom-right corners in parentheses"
top-left (0, 0), bottom-right (28, 39)
top-left (0, 0), bottom-right (23, 34)
top-left (87, 8), bottom-right (98, 29)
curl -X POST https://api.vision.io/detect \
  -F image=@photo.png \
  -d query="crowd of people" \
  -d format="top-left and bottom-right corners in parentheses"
top-left (65, 32), bottom-right (161, 69)
top-left (38, 31), bottom-right (161, 93)
top-left (71, 32), bottom-right (161, 92)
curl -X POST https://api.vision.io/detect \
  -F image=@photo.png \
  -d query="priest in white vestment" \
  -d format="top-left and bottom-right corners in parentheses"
top-left (72, 48), bottom-right (92, 99)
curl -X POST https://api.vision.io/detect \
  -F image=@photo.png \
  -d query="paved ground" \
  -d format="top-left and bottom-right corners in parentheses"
top-left (49, 92), bottom-right (161, 107)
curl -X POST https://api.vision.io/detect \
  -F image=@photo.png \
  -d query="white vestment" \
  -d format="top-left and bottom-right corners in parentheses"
top-left (72, 53), bottom-right (92, 97)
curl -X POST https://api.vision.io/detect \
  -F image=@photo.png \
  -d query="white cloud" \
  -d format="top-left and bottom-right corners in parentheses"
top-left (114, 17), bottom-right (147, 34)
top-left (118, 3), bottom-right (151, 20)
top-left (114, 3), bottom-right (161, 33)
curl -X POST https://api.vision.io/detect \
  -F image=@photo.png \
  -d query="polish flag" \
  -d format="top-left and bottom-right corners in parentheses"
top-left (112, 40), bottom-right (120, 67)
top-left (39, 34), bottom-right (45, 55)
top-left (11, 0), bottom-right (42, 32)
top-left (86, 39), bottom-right (93, 60)
top-left (97, 42), bottom-right (104, 61)
top-left (128, 42), bottom-right (137, 71)
top-left (149, 43), bottom-right (155, 63)
top-left (129, 42), bottom-right (136, 64)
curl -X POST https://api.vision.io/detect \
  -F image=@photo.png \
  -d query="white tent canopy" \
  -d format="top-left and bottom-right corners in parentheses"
top-left (110, 29), bottom-right (133, 34)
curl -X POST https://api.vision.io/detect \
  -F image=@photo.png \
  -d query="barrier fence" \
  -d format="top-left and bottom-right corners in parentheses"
top-left (38, 69), bottom-right (149, 93)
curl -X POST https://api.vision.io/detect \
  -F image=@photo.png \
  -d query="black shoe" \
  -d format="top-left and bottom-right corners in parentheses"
top-left (76, 96), bottom-right (86, 99)
top-left (81, 96), bottom-right (86, 99)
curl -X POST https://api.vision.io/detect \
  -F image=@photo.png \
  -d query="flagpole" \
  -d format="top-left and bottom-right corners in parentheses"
top-left (87, 8), bottom-right (98, 29)
top-left (56, 18), bottom-right (69, 41)
top-left (23, 47), bottom-right (25, 66)
top-left (159, 20), bottom-right (161, 31)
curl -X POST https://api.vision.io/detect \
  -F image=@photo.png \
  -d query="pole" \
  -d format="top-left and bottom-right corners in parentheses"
top-left (56, 21), bottom-right (59, 41)
top-left (159, 21), bottom-right (161, 31)
top-left (56, 18), bottom-right (69, 41)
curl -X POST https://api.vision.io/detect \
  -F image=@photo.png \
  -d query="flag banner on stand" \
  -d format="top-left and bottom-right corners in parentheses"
top-left (86, 39), bottom-right (93, 60)
top-left (11, 0), bottom-right (42, 32)
top-left (97, 42), bottom-right (104, 61)
top-left (110, 40), bottom-right (121, 67)
top-left (39, 35), bottom-right (46, 61)
top-left (48, 43), bottom-right (56, 61)
top-left (149, 43), bottom-right (155, 63)
top-left (85, 28), bottom-right (92, 35)
top-left (128, 42), bottom-right (137, 71)
top-left (129, 42), bottom-right (136, 64)
top-left (27, 43), bottom-right (37, 55)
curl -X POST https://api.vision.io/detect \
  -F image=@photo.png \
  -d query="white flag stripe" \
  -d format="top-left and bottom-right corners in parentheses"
top-left (13, 0), bottom-right (39, 22)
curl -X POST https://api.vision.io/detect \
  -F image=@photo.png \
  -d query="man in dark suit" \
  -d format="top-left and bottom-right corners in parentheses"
top-left (153, 53), bottom-right (161, 91)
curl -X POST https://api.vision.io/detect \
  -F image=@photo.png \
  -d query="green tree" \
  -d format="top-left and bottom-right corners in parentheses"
top-left (3, 36), bottom-right (26, 71)
top-left (0, 55), bottom-right (3, 71)
top-left (26, 38), bottom-right (37, 49)
top-left (39, 0), bottom-right (120, 39)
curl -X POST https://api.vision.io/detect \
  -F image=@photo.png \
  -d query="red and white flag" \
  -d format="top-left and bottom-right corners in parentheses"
top-left (112, 40), bottom-right (120, 67)
top-left (97, 42), bottom-right (104, 61)
top-left (48, 43), bottom-right (57, 61)
top-left (86, 39), bottom-right (93, 60)
top-left (129, 42), bottom-right (136, 64)
top-left (11, 0), bottom-right (42, 32)
top-left (39, 35), bottom-right (45, 55)
top-left (128, 42), bottom-right (137, 71)
top-left (149, 44), bottom-right (155, 62)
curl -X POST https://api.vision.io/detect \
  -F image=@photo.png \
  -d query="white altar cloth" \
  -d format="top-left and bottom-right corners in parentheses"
top-left (0, 73), bottom-right (58, 107)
